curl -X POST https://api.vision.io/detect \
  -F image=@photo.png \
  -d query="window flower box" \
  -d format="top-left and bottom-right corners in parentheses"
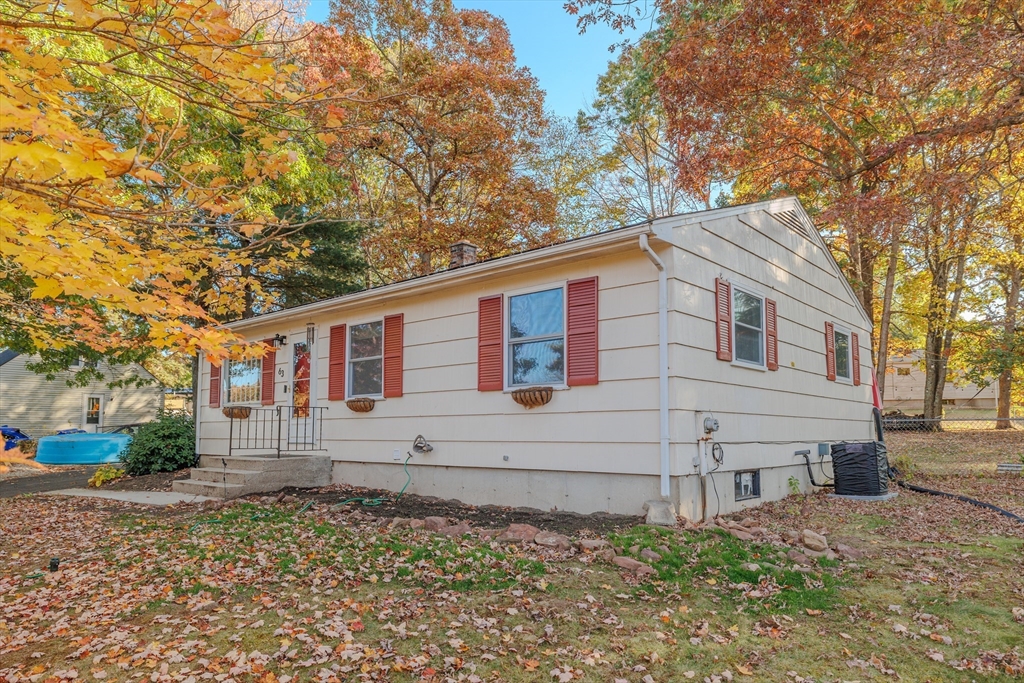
top-left (346, 397), bottom-right (376, 413)
top-left (511, 387), bottom-right (553, 409)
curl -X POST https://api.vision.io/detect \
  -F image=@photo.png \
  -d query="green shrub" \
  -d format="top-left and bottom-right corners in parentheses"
top-left (121, 411), bottom-right (196, 475)
top-left (88, 465), bottom-right (125, 487)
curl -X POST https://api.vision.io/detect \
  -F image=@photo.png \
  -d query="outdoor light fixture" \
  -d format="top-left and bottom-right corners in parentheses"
top-left (272, 333), bottom-right (287, 348)
top-left (306, 322), bottom-right (316, 347)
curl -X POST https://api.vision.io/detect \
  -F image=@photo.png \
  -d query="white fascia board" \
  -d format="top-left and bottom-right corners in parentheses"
top-left (226, 223), bottom-right (658, 332)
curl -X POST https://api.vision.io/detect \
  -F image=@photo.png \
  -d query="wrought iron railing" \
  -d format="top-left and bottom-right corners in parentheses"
top-left (227, 406), bottom-right (326, 457)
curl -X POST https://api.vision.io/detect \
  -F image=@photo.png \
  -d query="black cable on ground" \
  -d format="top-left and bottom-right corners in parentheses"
top-left (895, 479), bottom-right (1024, 524)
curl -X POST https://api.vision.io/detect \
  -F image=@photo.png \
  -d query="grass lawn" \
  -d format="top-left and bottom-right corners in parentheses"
top-left (2, 437), bottom-right (1023, 682)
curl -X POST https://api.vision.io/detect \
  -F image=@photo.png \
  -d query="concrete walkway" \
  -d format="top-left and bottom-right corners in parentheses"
top-left (40, 488), bottom-right (214, 506)
top-left (0, 467), bottom-right (98, 498)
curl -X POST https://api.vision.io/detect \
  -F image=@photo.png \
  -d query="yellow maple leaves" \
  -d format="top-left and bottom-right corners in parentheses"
top-left (0, 0), bottom-right (313, 360)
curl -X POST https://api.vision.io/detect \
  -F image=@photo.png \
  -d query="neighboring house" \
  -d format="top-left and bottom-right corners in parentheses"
top-left (0, 351), bottom-right (164, 436)
top-left (187, 197), bottom-right (874, 518)
top-left (883, 352), bottom-right (997, 411)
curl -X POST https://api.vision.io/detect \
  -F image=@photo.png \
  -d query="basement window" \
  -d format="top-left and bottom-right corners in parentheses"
top-left (734, 470), bottom-right (761, 501)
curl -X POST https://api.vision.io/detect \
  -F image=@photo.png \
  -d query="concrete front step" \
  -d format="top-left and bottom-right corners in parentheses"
top-left (172, 454), bottom-right (331, 499)
top-left (189, 467), bottom-right (260, 485)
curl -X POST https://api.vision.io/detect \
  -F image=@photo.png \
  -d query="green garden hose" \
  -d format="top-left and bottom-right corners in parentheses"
top-left (335, 454), bottom-right (413, 507)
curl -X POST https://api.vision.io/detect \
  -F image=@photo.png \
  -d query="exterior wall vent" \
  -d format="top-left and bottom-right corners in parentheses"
top-left (769, 209), bottom-right (809, 236)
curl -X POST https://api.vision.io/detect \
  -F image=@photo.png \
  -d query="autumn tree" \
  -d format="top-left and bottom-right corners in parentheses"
top-left (308, 0), bottom-right (557, 279)
top-left (567, 0), bottom-right (1024, 418)
top-left (583, 45), bottom-right (705, 223)
top-left (0, 0), bottom-right (342, 371)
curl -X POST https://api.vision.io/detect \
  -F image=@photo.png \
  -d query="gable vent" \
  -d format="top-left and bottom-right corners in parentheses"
top-left (770, 209), bottom-right (809, 236)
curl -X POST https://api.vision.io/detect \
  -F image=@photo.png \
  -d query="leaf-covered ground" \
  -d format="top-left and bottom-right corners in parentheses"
top-left (2, 482), bottom-right (1023, 683)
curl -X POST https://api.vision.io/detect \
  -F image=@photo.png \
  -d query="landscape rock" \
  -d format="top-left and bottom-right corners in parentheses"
top-left (596, 548), bottom-right (617, 563)
top-left (741, 563), bottom-right (761, 572)
top-left (740, 517), bottom-right (757, 528)
top-left (282, 495), bottom-right (298, 504)
top-left (783, 529), bottom-right (801, 544)
top-left (409, 519), bottom-right (425, 530)
top-left (612, 555), bottom-right (656, 577)
top-left (423, 516), bottom-right (448, 531)
top-left (438, 522), bottom-right (472, 537)
top-left (787, 549), bottom-right (814, 567)
top-left (657, 544), bottom-right (671, 554)
top-left (643, 499), bottom-right (677, 527)
top-left (729, 528), bottom-right (755, 542)
top-left (496, 523), bottom-right (540, 544)
top-left (833, 543), bottom-right (866, 560)
top-left (579, 539), bottom-right (610, 551)
top-left (640, 548), bottom-right (662, 562)
top-left (390, 517), bottom-right (413, 529)
top-left (477, 528), bottom-right (503, 540)
top-left (629, 545), bottom-right (641, 555)
top-left (801, 529), bottom-right (829, 552)
top-left (534, 531), bottom-right (572, 551)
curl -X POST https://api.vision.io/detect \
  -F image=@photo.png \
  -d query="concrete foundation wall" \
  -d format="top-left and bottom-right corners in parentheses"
top-left (333, 458), bottom-right (834, 518)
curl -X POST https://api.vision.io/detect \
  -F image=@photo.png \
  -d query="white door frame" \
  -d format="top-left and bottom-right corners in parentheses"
top-left (82, 394), bottom-right (105, 433)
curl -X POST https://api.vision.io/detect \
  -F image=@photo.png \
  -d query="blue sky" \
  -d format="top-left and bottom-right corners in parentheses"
top-left (302, 0), bottom-right (646, 119)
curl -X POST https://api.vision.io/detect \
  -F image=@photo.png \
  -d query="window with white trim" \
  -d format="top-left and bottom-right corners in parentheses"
top-left (732, 287), bottom-right (764, 366)
top-left (225, 359), bottom-right (261, 404)
top-left (508, 287), bottom-right (565, 387)
top-left (833, 327), bottom-right (852, 381)
top-left (349, 320), bottom-right (383, 397)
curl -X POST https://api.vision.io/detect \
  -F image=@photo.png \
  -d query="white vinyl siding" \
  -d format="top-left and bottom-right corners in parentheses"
top-left (0, 355), bottom-right (163, 435)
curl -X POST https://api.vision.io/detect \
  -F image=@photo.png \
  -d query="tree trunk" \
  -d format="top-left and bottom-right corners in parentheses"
top-left (876, 231), bottom-right (900, 400)
top-left (996, 234), bottom-right (1021, 428)
top-left (923, 253), bottom-right (966, 422)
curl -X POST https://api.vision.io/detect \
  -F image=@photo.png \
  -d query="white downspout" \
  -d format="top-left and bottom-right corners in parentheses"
top-left (639, 234), bottom-right (670, 498)
top-left (193, 354), bottom-right (202, 462)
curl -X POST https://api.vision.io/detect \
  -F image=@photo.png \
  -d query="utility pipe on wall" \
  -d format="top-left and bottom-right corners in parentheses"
top-left (639, 234), bottom-right (671, 498)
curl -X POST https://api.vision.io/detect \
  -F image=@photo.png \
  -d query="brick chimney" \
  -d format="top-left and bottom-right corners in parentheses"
top-left (449, 241), bottom-right (479, 269)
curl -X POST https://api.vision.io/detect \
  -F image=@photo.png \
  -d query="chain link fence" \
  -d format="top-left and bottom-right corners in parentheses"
top-left (882, 416), bottom-right (1024, 475)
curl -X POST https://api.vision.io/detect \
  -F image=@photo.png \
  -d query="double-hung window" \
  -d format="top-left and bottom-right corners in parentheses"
top-left (349, 320), bottom-right (384, 397)
top-left (225, 359), bottom-right (261, 404)
top-left (732, 287), bottom-right (765, 367)
top-left (832, 326), bottom-right (852, 382)
top-left (508, 287), bottom-right (565, 387)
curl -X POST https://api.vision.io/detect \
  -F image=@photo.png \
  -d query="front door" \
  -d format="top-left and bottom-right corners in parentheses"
top-left (292, 339), bottom-right (313, 417)
top-left (83, 395), bottom-right (104, 433)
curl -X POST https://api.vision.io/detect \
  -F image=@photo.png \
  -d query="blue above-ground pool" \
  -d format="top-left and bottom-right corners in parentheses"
top-left (35, 433), bottom-right (131, 465)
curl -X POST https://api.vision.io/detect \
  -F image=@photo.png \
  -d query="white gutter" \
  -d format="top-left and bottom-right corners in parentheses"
top-left (639, 234), bottom-right (671, 498)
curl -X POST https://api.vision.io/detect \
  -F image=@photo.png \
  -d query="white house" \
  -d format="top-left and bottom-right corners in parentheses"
top-left (181, 198), bottom-right (875, 519)
top-left (0, 351), bottom-right (164, 436)
top-left (883, 351), bottom-right (997, 412)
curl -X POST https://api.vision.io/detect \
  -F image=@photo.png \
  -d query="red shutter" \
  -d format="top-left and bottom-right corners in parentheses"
top-left (825, 322), bottom-right (836, 381)
top-left (478, 295), bottom-right (503, 391)
top-left (851, 332), bottom-right (861, 386)
top-left (765, 298), bottom-right (779, 371)
top-left (261, 340), bottom-right (276, 405)
top-left (209, 362), bottom-right (221, 408)
top-left (567, 277), bottom-right (599, 386)
top-left (383, 314), bottom-right (404, 398)
top-left (715, 278), bottom-right (732, 361)
top-left (328, 324), bottom-right (346, 401)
